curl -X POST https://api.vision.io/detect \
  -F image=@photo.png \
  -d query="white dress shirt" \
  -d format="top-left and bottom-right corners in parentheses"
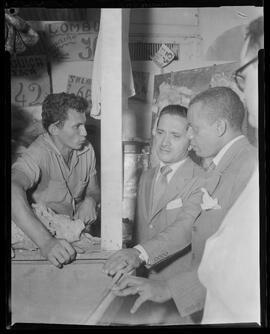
top-left (198, 168), bottom-right (260, 324)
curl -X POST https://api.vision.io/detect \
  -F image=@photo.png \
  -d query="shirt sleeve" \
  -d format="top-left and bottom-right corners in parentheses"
top-left (11, 148), bottom-right (41, 190)
top-left (134, 244), bottom-right (150, 264)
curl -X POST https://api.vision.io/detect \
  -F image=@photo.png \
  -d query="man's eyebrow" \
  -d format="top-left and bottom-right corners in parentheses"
top-left (73, 121), bottom-right (85, 126)
top-left (170, 130), bottom-right (181, 135)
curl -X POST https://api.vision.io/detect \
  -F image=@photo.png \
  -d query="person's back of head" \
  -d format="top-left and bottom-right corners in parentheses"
top-left (41, 92), bottom-right (88, 132)
top-left (189, 86), bottom-right (245, 133)
top-left (240, 16), bottom-right (264, 130)
top-left (245, 16), bottom-right (264, 57)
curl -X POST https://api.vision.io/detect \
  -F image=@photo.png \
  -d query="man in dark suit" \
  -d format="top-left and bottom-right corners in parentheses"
top-left (112, 87), bottom-right (257, 322)
top-left (198, 16), bottom-right (263, 324)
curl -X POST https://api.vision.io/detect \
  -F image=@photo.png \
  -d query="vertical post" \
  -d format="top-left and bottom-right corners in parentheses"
top-left (100, 9), bottom-right (123, 250)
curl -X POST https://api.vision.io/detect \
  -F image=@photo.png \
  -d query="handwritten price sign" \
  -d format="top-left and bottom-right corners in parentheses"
top-left (66, 75), bottom-right (92, 112)
top-left (11, 55), bottom-right (50, 108)
top-left (151, 44), bottom-right (175, 68)
top-left (45, 21), bottom-right (99, 62)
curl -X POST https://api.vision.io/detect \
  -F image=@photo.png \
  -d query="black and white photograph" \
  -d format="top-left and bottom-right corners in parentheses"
top-left (5, 1), bottom-right (266, 328)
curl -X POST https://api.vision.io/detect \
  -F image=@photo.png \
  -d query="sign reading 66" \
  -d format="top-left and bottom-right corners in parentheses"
top-left (66, 75), bottom-right (92, 112)
top-left (11, 55), bottom-right (51, 108)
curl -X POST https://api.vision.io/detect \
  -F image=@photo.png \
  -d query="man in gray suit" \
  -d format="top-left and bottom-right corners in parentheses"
top-left (104, 105), bottom-right (204, 285)
top-left (112, 87), bottom-right (257, 322)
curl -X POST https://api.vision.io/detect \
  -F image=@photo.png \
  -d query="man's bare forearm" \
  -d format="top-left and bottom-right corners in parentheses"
top-left (12, 180), bottom-right (54, 249)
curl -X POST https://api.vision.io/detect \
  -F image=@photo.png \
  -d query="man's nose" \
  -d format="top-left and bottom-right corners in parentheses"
top-left (80, 125), bottom-right (87, 136)
top-left (162, 134), bottom-right (171, 146)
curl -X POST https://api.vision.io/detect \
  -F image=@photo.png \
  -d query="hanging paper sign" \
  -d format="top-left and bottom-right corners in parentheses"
top-left (151, 44), bottom-right (175, 68)
top-left (66, 75), bottom-right (92, 112)
top-left (11, 55), bottom-right (50, 108)
top-left (45, 21), bottom-right (99, 62)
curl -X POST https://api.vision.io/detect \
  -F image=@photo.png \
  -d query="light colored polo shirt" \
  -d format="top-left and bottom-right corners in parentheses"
top-left (12, 133), bottom-right (97, 217)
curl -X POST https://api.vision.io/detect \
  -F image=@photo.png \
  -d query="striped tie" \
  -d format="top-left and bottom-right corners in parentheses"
top-left (152, 165), bottom-right (172, 211)
top-left (207, 161), bottom-right (216, 172)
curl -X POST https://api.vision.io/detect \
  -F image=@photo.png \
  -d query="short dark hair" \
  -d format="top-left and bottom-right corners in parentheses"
top-left (189, 86), bottom-right (245, 130)
top-left (157, 104), bottom-right (187, 127)
top-left (245, 16), bottom-right (264, 56)
top-left (42, 93), bottom-right (88, 132)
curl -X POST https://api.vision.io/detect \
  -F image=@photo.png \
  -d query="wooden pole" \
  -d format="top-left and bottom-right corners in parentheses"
top-left (100, 9), bottom-right (123, 250)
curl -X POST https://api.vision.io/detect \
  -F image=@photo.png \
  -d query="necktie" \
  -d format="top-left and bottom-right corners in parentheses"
top-left (152, 165), bottom-right (172, 211)
top-left (207, 161), bottom-right (216, 172)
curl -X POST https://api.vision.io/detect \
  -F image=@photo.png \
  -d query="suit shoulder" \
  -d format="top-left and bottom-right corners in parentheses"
top-left (234, 142), bottom-right (257, 169)
top-left (224, 142), bottom-right (257, 191)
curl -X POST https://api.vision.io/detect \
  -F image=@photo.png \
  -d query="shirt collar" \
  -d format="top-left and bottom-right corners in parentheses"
top-left (159, 158), bottom-right (187, 181)
top-left (213, 135), bottom-right (245, 167)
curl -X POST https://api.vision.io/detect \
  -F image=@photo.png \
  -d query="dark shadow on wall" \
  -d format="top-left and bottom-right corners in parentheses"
top-left (11, 104), bottom-right (44, 163)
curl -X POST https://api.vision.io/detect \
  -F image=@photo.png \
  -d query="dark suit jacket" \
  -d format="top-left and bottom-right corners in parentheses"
top-left (135, 157), bottom-right (205, 280)
top-left (167, 136), bottom-right (257, 317)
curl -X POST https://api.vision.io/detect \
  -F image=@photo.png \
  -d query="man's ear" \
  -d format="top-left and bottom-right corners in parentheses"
top-left (48, 123), bottom-right (59, 136)
top-left (216, 119), bottom-right (226, 137)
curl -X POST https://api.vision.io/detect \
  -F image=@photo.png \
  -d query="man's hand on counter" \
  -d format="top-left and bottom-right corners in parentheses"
top-left (103, 249), bottom-right (142, 277)
top-left (40, 238), bottom-right (76, 268)
top-left (112, 276), bottom-right (172, 314)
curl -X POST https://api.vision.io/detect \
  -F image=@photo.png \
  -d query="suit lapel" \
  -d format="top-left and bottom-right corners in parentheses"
top-left (144, 167), bottom-right (158, 218)
top-left (150, 158), bottom-right (195, 220)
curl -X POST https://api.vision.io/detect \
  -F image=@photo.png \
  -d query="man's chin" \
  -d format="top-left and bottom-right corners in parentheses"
top-left (158, 156), bottom-right (176, 164)
top-left (157, 153), bottom-right (172, 163)
top-left (75, 142), bottom-right (86, 150)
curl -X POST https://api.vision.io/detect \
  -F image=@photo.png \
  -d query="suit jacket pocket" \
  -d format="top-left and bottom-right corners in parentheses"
top-left (165, 206), bottom-right (184, 226)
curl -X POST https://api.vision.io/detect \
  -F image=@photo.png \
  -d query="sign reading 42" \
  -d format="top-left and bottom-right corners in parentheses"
top-left (11, 55), bottom-right (51, 108)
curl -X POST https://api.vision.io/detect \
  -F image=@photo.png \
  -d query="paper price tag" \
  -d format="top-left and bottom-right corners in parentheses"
top-left (152, 44), bottom-right (175, 68)
top-left (66, 75), bottom-right (92, 112)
